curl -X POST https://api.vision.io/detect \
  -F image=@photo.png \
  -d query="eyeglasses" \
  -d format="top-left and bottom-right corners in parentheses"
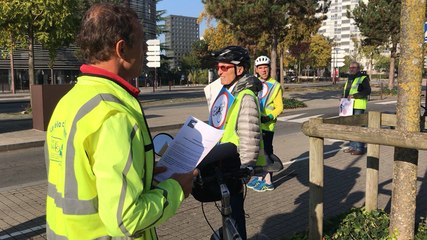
top-left (217, 65), bottom-right (234, 72)
top-left (349, 66), bottom-right (358, 69)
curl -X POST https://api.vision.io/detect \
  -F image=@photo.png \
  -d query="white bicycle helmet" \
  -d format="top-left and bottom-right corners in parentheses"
top-left (255, 55), bottom-right (271, 67)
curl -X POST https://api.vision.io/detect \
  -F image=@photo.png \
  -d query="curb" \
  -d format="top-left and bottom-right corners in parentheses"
top-left (0, 140), bottom-right (45, 152)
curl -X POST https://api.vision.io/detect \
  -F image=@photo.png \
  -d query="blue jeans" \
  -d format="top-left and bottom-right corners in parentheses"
top-left (350, 109), bottom-right (365, 152)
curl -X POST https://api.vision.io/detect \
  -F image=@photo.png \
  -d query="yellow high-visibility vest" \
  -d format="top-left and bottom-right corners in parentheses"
top-left (220, 89), bottom-right (266, 166)
top-left (46, 75), bottom-right (184, 239)
top-left (343, 75), bottom-right (368, 110)
top-left (260, 77), bottom-right (283, 132)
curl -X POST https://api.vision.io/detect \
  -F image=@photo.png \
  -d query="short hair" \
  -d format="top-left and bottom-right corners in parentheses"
top-left (76, 3), bottom-right (142, 64)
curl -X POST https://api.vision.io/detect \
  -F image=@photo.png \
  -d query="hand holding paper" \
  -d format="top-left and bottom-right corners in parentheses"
top-left (154, 116), bottom-right (224, 182)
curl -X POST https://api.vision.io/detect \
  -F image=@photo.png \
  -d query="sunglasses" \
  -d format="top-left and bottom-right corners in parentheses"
top-left (217, 65), bottom-right (234, 72)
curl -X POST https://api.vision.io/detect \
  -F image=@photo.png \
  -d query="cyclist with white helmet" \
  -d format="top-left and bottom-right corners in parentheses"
top-left (247, 55), bottom-right (284, 192)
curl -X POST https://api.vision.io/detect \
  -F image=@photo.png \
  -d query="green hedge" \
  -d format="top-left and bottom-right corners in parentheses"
top-left (284, 207), bottom-right (427, 240)
top-left (284, 98), bottom-right (306, 109)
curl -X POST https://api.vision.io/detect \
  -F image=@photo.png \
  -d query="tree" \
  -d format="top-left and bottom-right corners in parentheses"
top-left (203, 22), bottom-right (238, 51)
top-left (202, 0), bottom-right (291, 80)
top-left (374, 55), bottom-right (390, 73)
top-left (350, 0), bottom-right (401, 90)
top-left (281, 1), bottom-right (329, 79)
top-left (307, 34), bottom-right (331, 73)
top-left (339, 55), bottom-right (354, 74)
top-left (155, 0), bottom-right (167, 37)
top-left (38, 0), bottom-right (82, 84)
top-left (0, 1), bottom-right (30, 93)
top-left (0, 0), bottom-right (83, 86)
top-left (389, 1), bottom-right (425, 239)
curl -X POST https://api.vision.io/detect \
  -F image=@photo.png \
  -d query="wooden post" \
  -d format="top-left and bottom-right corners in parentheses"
top-left (366, 112), bottom-right (381, 211)
top-left (309, 118), bottom-right (324, 240)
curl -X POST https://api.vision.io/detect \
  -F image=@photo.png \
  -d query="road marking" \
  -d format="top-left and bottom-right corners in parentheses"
top-left (277, 113), bottom-right (306, 122)
top-left (0, 224), bottom-right (45, 239)
top-left (374, 100), bottom-right (397, 105)
top-left (285, 114), bottom-right (324, 123)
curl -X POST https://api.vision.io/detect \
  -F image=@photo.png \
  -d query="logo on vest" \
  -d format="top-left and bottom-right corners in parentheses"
top-left (209, 87), bottom-right (235, 129)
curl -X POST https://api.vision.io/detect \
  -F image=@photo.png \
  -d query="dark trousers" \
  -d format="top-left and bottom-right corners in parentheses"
top-left (262, 130), bottom-right (274, 156)
top-left (230, 192), bottom-right (247, 239)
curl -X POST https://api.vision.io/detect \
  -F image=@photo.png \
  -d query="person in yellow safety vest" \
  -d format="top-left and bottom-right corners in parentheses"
top-left (342, 61), bottom-right (371, 155)
top-left (45, 4), bottom-right (197, 239)
top-left (203, 46), bottom-right (264, 239)
top-left (246, 55), bottom-right (284, 192)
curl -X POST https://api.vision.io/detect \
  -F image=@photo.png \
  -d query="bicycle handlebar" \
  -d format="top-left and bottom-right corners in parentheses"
top-left (198, 164), bottom-right (282, 184)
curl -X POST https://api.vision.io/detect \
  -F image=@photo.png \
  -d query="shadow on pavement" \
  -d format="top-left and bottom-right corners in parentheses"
top-left (258, 143), bottom-right (364, 239)
top-left (0, 119), bottom-right (32, 134)
top-left (0, 215), bottom-right (45, 239)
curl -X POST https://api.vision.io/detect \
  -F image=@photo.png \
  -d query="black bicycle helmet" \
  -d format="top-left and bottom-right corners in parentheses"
top-left (212, 46), bottom-right (251, 70)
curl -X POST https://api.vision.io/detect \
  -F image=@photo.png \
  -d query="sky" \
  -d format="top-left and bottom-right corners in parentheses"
top-left (157, 0), bottom-right (207, 39)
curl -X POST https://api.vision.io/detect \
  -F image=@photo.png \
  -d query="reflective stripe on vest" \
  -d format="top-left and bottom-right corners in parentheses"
top-left (344, 76), bottom-right (367, 110)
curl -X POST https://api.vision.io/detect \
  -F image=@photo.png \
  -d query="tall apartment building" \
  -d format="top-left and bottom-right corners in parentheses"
top-left (164, 15), bottom-right (199, 69)
top-left (0, 0), bottom-right (156, 91)
top-left (318, 0), bottom-right (368, 74)
top-left (124, 0), bottom-right (156, 40)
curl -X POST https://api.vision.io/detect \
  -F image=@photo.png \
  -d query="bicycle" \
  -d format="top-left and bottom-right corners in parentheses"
top-left (192, 143), bottom-right (283, 240)
top-left (152, 134), bottom-right (283, 240)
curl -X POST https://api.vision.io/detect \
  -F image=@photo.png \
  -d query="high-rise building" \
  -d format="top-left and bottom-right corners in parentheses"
top-left (123, 0), bottom-right (157, 40)
top-left (164, 15), bottom-right (199, 69)
top-left (318, 0), bottom-right (368, 74)
top-left (0, 0), bottom-right (156, 91)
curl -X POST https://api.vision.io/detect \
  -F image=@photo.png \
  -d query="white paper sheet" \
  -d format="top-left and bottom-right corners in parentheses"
top-left (339, 98), bottom-right (354, 116)
top-left (154, 116), bottom-right (224, 182)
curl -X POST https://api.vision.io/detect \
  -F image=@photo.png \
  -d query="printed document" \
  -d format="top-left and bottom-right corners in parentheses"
top-left (339, 98), bottom-right (354, 116)
top-left (154, 116), bottom-right (224, 182)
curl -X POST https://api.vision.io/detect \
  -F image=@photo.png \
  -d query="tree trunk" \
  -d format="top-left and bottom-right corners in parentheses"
top-left (390, 0), bottom-right (425, 239)
top-left (28, 25), bottom-right (35, 87)
top-left (50, 67), bottom-right (54, 85)
top-left (388, 44), bottom-right (397, 90)
top-left (270, 35), bottom-right (278, 80)
top-left (9, 50), bottom-right (15, 94)
top-left (280, 50), bottom-right (284, 92)
top-left (369, 54), bottom-right (373, 81)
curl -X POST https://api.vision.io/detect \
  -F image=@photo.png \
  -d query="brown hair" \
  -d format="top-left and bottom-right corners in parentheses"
top-left (76, 3), bottom-right (142, 64)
